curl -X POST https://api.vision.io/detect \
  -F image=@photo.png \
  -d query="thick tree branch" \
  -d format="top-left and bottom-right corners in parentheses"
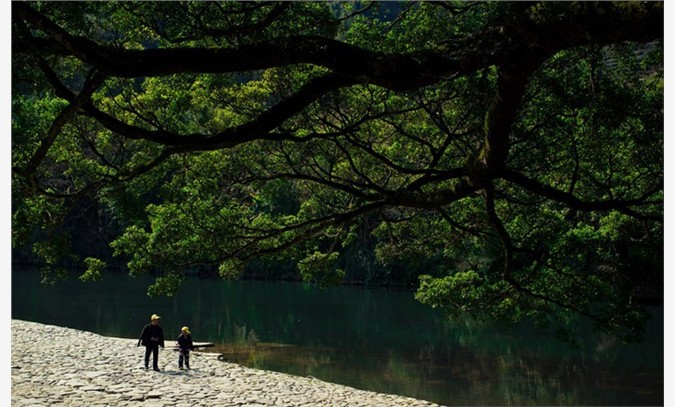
top-left (20, 65), bottom-right (106, 176)
top-left (485, 185), bottom-right (514, 279)
top-left (44, 67), bottom-right (354, 150)
top-left (14, 2), bottom-right (663, 91)
top-left (498, 168), bottom-right (663, 219)
top-left (229, 200), bottom-right (389, 260)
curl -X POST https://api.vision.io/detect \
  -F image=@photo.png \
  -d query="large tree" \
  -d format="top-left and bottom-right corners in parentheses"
top-left (12, 2), bottom-right (663, 341)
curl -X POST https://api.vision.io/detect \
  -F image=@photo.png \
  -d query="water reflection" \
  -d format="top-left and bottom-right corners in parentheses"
top-left (12, 267), bottom-right (663, 406)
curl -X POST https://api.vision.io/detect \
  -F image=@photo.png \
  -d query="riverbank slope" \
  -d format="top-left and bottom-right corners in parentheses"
top-left (11, 319), bottom-right (441, 406)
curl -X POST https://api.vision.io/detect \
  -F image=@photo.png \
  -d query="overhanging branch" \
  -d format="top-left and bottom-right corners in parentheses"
top-left (498, 168), bottom-right (663, 220)
top-left (15, 2), bottom-right (662, 92)
top-left (45, 68), bottom-right (355, 151)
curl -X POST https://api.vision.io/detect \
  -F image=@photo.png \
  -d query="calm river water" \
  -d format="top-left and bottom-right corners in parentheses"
top-left (12, 266), bottom-right (663, 406)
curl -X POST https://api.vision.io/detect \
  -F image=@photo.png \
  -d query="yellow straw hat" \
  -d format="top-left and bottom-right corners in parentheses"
top-left (151, 314), bottom-right (161, 321)
top-left (181, 326), bottom-right (191, 334)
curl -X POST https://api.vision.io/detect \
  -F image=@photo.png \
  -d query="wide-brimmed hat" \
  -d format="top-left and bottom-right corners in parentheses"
top-left (151, 314), bottom-right (161, 321)
top-left (181, 326), bottom-right (190, 334)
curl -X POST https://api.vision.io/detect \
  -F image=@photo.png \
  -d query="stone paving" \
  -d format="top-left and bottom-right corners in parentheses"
top-left (11, 319), bottom-right (443, 406)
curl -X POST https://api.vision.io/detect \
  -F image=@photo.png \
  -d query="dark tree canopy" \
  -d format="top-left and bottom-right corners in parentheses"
top-left (12, 1), bottom-right (663, 342)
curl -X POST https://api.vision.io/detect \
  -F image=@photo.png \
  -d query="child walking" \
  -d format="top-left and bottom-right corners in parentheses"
top-left (177, 326), bottom-right (194, 370)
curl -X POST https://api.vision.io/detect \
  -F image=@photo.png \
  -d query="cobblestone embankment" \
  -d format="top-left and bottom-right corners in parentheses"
top-left (11, 319), bottom-right (443, 406)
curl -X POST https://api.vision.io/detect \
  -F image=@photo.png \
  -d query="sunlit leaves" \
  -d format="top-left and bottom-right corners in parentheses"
top-left (111, 225), bottom-right (152, 276)
top-left (32, 239), bottom-right (70, 267)
top-left (11, 95), bottom-right (69, 166)
top-left (416, 271), bottom-right (519, 324)
top-left (298, 251), bottom-right (344, 287)
top-left (80, 257), bottom-right (106, 282)
top-left (11, 2), bottom-right (663, 341)
top-left (218, 258), bottom-right (245, 280)
top-left (147, 272), bottom-right (184, 297)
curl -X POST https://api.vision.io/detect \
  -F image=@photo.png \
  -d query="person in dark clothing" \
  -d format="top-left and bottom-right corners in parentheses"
top-left (137, 314), bottom-right (165, 371)
top-left (177, 326), bottom-right (194, 370)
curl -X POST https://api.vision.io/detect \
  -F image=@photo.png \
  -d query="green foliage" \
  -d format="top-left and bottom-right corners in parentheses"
top-left (416, 271), bottom-right (487, 314)
top-left (39, 266), bottom-right (68, 287)
top-left (297, 251), bottom-right (344, 288)
top-left (218, 258), bottom-right (245, 280)
top-left (32, 239), bottom-right (69, 266)
top-left (111, 225), bottom-right (152, 276)
top-left (12, 2), bottom-right (662, 342)
top-left (80, 258), bottom-right (106, 282)
top-left (147, 272), bottom-right (184, 297)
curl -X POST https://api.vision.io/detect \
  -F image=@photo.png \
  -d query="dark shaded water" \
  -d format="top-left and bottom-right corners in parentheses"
top-left (12, 267), bottom-right (663, 406)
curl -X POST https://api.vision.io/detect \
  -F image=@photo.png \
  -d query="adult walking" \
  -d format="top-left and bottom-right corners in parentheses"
top-left (137, 314), bottom-right (165, 371)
